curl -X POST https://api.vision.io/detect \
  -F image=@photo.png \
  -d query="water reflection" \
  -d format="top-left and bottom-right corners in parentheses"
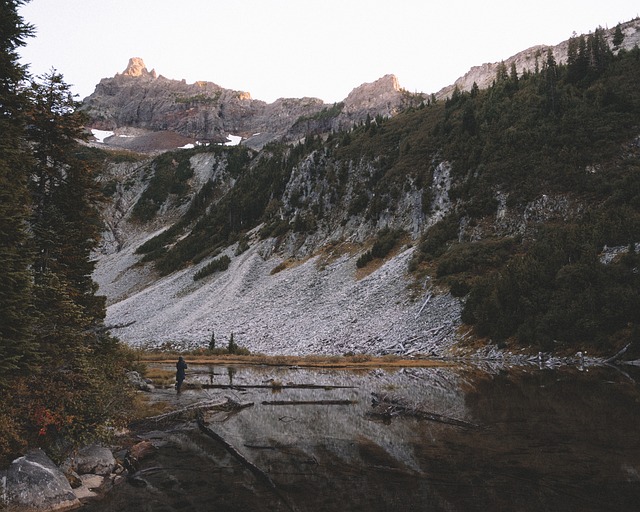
top-left (84, 364), bottom-right (640, 512)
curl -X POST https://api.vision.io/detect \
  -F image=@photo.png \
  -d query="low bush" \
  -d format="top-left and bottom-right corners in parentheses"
top-left (356, 228), bottom-right (405, 268)
top-left (193, 255), bottom-right (231, 281)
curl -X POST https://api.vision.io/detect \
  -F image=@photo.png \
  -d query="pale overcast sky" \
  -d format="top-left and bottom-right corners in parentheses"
top-left (18, 0), bottom-right (639, 104)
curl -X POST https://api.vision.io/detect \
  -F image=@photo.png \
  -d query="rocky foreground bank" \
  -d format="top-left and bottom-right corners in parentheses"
top-left (0, 444), bottom-right (128, 511)
top-left (0, 369), bottom-right (161, 512)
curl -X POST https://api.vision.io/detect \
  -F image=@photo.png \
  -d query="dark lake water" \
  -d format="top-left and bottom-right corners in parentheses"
top-left (83, 362), bottom-right (640, 512)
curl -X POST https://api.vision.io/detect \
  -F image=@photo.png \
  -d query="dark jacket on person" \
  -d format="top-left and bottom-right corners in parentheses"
top-left (176, 357), bottom-right (188, 381)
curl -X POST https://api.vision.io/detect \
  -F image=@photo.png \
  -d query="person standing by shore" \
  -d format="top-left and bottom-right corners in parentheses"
top-left (176, 356), bottom-right (188, 393)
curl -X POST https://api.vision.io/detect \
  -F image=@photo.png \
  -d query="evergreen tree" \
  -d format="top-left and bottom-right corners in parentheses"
top-left (228, 332), bottom-right (237, 354)
top-left (0, 0), bottom-right (35, 380)
top-left (27, 71), bottom-right (106, 329)
top-left (612, 23), bottom-right (624, 49)
top-left (509, 62), bottom-right (518, 83)
top-left (587, 28), bottom-right (612, 75)
top-left (470, 81), bottom-right (479, 98)
top-left (543, 48), bottom-right (559, 114)
top-left (14, 69), bottom-right (132, 456)
top-left (495, 61), bottom-right (508, 82)
top-left (576, 34), bottom-right (588, 76)
top-left (566, 35), bottom-right (580, 83)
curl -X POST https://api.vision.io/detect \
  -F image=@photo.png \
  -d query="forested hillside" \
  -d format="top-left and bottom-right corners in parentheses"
top-left (412, 34), bottom-right (640, 353)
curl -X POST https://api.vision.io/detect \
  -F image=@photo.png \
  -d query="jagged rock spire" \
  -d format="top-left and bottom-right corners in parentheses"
top-left (122, 57), bottom-right (157, 79)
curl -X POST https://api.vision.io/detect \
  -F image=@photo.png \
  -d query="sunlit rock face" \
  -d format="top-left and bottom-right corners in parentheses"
top-left (121, 57), bottom-right (157, 78)
top-left (337, 74), bottom-right (406, 126)
top-left (82, 59), bottom-right (425, 151)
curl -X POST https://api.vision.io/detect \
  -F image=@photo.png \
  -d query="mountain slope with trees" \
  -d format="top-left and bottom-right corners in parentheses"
top-left (93, 21), bottom-right (640, 360)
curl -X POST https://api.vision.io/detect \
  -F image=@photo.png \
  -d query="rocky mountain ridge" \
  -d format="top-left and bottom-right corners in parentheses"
top-left (83, 20), bottom-right (640, 154)
top-left (83, 57), bottom-right (424, 151)
top-left (435, 18), bottom-right (640, 98)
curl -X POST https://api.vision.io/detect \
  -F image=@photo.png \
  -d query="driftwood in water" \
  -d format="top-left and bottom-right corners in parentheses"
top-left (261, 399), bottom-right (357, 406)
top-left (368, 392), bottom-right (479, 429)
top-left (130, 397), bottom-right (253, 430)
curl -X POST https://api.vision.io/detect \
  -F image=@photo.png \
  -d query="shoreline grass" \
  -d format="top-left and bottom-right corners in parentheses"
top-left (135, 351), bottom-right (452, 369)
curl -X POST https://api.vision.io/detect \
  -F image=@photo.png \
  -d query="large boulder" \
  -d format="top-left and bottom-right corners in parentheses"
top-left (0, 449), bottom-right (80, 511)
top-left (70, 444), bottom-right (116, 476)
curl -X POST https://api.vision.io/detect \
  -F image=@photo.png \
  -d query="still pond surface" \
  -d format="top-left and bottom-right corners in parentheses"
top-left (84, 362), bottom-right (640, 512)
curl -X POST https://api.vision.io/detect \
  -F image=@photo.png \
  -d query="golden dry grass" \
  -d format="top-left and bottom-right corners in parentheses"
top-left (314, 240), bottom-right (361, 270)
top-left (143, 368), bottom-right (176, 387)
top-left (270, 256), bottom-right (312, 275)
top-left (128, 392), bottom-right (172, 422)
top-left (137, 351), bottom-right (450, 369)
top-left (355, 233), bottom-right (413, 281)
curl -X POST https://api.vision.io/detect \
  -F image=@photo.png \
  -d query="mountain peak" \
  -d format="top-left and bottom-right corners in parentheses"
top-left (341, 73), bottom-right (413, 118)
top-left (121, 57), bottom-right (157, 79)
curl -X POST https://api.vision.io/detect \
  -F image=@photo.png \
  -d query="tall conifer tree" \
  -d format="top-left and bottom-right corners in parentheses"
top-left (26, 70), bottom-right (106, 365)
top-left (0, 0), bottom-right (35, 379)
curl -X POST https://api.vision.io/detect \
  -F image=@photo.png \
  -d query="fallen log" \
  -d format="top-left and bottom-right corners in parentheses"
top-left (368, 392), bottom-right (479, 429)
top-left (196, 412), bottom-right (276, 489)
top-left (415, 293), bottom-right (432, 318)
top-left (130, 397), bottom-right (253, 430)
top-left (604, 342), bottom-right (632, 364)
top-left (261, 400), bottom-right (357, 406)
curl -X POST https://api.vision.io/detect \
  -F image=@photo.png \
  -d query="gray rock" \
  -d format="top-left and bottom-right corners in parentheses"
top-left (70, 444), bottom-right (116, 476)
top-left (0, 449), bottom-right (80, 511)
top-left (126, 370), bottom-right (154, 391)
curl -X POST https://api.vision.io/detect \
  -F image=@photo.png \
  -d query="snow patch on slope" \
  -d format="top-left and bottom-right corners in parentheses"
top-left (91, 129), bottom-right (114, 143)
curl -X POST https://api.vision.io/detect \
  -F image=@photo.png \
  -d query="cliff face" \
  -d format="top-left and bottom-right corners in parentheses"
top-left (84, 57), bottom-right (265, 145)
top-left (83, 59), bottom-right (425, 150)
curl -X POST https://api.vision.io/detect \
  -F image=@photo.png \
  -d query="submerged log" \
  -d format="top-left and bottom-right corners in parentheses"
top-left (196, 413), bottom-right (296, 512)
top-left (130, 397), bottom-right (253, 430)
top-left (368, 392), bottom-right (479, 429)
top-left (196, 412), bottom-right (276, 490)
top-left (198, 383), bottom-right (356, 390)
top-left (604, 342), bottom-right (632, 364)
top-left (261, 400), bottom-right (357, 406)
